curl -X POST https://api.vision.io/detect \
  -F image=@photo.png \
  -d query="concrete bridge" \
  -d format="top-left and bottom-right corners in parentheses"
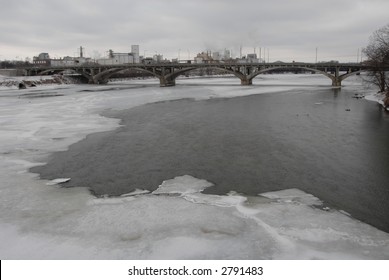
top-left (26, 62), bottom-right (367, 87)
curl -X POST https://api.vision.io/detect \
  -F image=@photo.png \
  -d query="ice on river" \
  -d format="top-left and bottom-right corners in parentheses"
top-left (0, 75), bottom-right (388, 259)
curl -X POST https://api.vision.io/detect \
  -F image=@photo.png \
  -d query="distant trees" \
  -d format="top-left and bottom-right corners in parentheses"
top-left (363, 24), bottom-right (389, 93)
top-left (0, 60), bottom-right (31, 69)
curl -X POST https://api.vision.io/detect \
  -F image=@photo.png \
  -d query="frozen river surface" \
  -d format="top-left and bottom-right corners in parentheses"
top-left (1, 75), bottom-right (389, 259)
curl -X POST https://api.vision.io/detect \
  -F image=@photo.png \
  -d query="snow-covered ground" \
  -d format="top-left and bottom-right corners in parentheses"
top-left (365, 91), bottom-right (389, 111)
top-left (1, 74), bottom-right (388, 259)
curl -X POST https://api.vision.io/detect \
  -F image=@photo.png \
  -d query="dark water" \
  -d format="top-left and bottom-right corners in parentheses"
top-left (31, 87), bottom-right (389, 232)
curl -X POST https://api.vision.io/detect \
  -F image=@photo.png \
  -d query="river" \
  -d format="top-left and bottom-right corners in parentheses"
top-left (31, 76), bottom-right (389, 233)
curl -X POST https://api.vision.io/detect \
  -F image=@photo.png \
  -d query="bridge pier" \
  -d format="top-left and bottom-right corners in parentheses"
top-left (331, 67), bottom-right (342, 87)
top-left (159, 77), bottom-right (176, 87)
top-left (240, 77), bottom-right (253, 85)
top-left (88, 76), bottom-right (98, 84)
top-left (332, 78), bottom-right (342, 87)
top-left (88, 77), bottom-right (108, 84)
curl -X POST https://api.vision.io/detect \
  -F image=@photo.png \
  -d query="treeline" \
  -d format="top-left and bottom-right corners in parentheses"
top-left (0, 60), bottom-right (32, 69)
top-left (363, 24), bottom-right (389, 94)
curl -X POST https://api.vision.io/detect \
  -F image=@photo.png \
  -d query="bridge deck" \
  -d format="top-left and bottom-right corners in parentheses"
top-left (26, 62), bottom-right (364, 71)
top-left (23, 61), bottom-right (370, 87)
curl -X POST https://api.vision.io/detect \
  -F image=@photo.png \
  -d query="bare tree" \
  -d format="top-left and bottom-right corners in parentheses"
top-left (363, 24), bottom-right (389, 94)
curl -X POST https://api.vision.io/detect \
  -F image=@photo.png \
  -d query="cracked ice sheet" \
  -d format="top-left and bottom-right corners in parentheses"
top-left (0, 76), bottom-right (388, 259)
top-left (1, 168), bottom-right (388, 259)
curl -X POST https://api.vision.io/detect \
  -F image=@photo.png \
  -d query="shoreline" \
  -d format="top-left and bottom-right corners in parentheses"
top-left (364, 91), bottom-right (389, 111)
top-left (0, 75), bottom-right (78, 88)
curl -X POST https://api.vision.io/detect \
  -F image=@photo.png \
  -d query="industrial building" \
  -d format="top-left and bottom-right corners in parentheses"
top-left (33, 47), bottom-right (93, 67)
top-left (97, 45), bottom-right (140, 65)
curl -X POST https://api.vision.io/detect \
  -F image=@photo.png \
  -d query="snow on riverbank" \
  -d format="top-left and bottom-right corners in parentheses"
top-left (0, 74), bottom-right (79, 88)
top-left (365, 91), bottom-right (389, 111)
top-left (0, 75), bottom-right (388, 259)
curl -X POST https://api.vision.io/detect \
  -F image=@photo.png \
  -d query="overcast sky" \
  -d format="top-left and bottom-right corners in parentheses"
top-left (1, 0), bottom-right (388, 62)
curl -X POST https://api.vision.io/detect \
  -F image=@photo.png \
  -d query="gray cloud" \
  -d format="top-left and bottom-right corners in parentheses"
top-left (1, 0), bottom-right (388, 62)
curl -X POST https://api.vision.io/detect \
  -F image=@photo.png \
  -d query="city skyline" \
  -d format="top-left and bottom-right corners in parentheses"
top-left (1, 0), bottom-right (389, 62)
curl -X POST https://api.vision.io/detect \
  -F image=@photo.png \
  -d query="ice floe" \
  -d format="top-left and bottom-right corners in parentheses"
top-left (45, 178), bottom-right (71, 185)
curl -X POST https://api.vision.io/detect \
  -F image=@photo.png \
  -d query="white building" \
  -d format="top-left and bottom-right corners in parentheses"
top-left (212, 52), bottom-right (221, 61)
top-left (195, 49), bottom-right (231, 62)
top-left (246, 53), bottom-right (259, 63)
top-left (194, 51), bottom-right (212, 64)
top-left (97, 52), bottom-right (135, 65)
top-left (131, 45), bottom-right (140, 63)
top-left (51, 57), bottom-right (74, 67)
top-left (223, 49), bottom-right (231, 60)
top-left (153, 54), bottom-right (163, 62)
top-left (96, 45), bottom-right (140, 65)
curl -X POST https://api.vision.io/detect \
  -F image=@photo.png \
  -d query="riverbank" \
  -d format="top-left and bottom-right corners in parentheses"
top-left (0, 74), bottom-right (79, 88)
top-left (365, 91), bottom-right (389, 111)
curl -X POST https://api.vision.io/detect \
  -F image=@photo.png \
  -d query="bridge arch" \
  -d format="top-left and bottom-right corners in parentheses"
top-left (89, 65), bottom-right (248, 86)
top-left (163, 65), bottom-right (246, 84)
top-left (161, 65), bottom-right (364, 87)
top-left (338, 69), bottom-right (364, 81)
top-left (250, 66), bottom-right (336, 84)
top-left (92, 67), bottom-right (162, 84)
top-left (249, 66), bottom-right (364, 87)
top-left (38, 69), bottom-right (60, 75)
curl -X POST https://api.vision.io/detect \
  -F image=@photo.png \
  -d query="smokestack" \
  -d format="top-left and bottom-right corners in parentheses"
top-left (80, 46), bottom-right (83, 58)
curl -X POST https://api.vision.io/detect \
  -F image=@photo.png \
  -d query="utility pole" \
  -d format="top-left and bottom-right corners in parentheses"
top-left (315, 47), bottom-right (318, 64)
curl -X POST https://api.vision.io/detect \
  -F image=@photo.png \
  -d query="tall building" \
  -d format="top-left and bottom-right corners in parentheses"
top-left (223, 49), bottom-right (231, 60)
top-left (131, 45), bottom-right (140, 63)
top-left (212, 52), bottom-right (221, 61)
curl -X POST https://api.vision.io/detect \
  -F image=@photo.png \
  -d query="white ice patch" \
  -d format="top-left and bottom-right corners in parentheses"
top-left (184, 193), bottom-right (247, 208)
top-left (152, 175), bottom-right (214, 195)
top-left (260, 188), bottom-right (322, 206)
top-left (45, 178), bottom-right (71, 186)
top-left (120, 189), bottom-right (150, 197)
top-left (152, 175), bottom-right (246, 208)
